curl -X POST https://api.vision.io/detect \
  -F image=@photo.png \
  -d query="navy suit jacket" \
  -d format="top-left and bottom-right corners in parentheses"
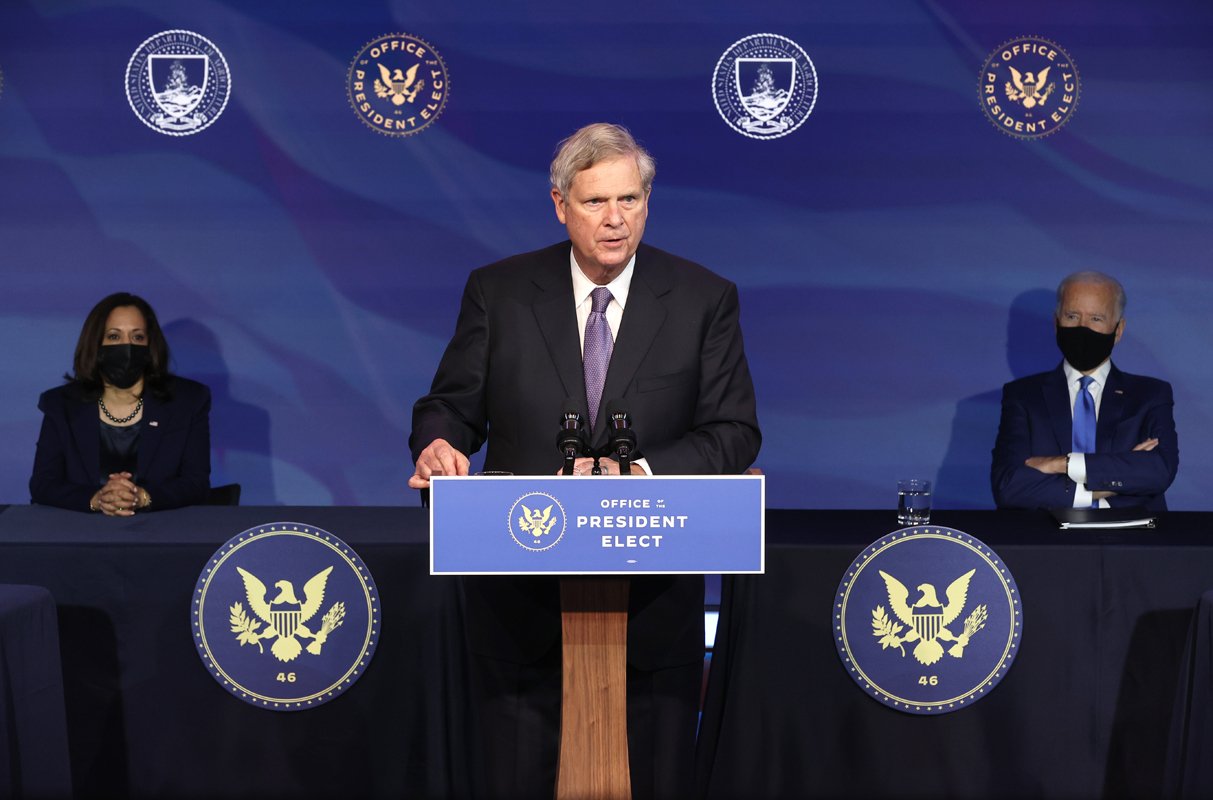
top-left (991, 363), bottom-right (1178, 512)
top-left (30, 376), bottom-right (212, 512)
top-left (410, 241), bottom-right (761, 668)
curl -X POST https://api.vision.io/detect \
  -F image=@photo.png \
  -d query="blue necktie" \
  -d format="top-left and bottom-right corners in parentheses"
top-left (583, 287), bottom-right (613, 429)
top-left (1072, 376), bottom-right (1098, 508)
top-left (1072, 376), bottom-right (1096, 454)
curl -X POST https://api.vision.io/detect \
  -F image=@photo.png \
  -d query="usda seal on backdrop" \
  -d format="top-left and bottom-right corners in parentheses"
top-left (713, 33), bottom-right (817, 140)
top-left (125, 30), bottom-right (231, 135)
top-left (834, 526), bottom-right (1022, 714)
top-left (193, 522), bottom-right (380, 710)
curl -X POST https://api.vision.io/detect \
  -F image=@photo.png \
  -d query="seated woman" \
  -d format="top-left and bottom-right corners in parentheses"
top-left (30, 292), bottom-right (211, 515)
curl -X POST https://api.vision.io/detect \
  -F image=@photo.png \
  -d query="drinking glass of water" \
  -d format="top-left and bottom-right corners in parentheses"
top-left (897, 479), bottom-right (932, 525)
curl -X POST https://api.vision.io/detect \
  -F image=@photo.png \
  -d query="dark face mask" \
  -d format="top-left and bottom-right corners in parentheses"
top-left (1056, 324), bottom-right (1117, 372)
top-left (98, 344), bottom-right (150, 389)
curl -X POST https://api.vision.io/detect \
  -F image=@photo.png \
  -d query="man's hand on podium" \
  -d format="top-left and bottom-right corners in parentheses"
top-left (409, 438), bottom-right (470, 488)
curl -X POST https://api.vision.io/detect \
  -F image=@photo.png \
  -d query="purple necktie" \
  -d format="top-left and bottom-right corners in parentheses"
top-left (583, 287), bottom-right (613, 428)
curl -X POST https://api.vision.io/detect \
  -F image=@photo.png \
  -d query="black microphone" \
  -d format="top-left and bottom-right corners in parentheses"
top-left (556, 399), bottom-right (588, 476)
top-left (605, 400), bottom-right (637, 475)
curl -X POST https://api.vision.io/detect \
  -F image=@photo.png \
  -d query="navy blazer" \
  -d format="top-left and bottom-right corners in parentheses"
top-left (410, 241), bottom-right (761, 668)
top-left (991, 363), bottom-right (1178, 512)
top-left (30, 376), bottom-right (212, 512)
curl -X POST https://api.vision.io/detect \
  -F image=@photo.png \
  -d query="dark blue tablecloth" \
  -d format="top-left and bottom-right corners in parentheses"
top-left (0, 504), bottom-right (472, 799)
top-left (1167, 588), bottom-right (1213, 799)
top-left (697, 509), bottom-right (1213, 799)
top-left (0, 583), bottom-right (71, 798)
top-left (4, 504), bottom-right (1213, 798)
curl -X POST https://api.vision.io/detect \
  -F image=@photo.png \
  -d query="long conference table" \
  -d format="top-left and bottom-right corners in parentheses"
top-left (0, 504), bottom-right (1209, 798)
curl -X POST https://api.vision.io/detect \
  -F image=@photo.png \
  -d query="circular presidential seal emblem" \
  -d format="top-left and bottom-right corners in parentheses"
top-left (347, 32), bottom-right (449, 137)
top-left (125, 30), bottom-right (231, 135)
top-left (713, 33), bottom-right (817, 140)
top-left (193, 522), bottom-right (380, 710)
top-left (508, 492), bottom-right (567, 552)
top-left (979, 36), bottom-right (1080, 139)
top-left (834, 526), bottom-right (1022, 714)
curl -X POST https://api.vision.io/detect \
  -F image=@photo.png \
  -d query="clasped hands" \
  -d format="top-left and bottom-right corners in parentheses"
top-left (90, 472), bottom-right (150, 516)
top-left (408, 438), bottom-right (639, 489)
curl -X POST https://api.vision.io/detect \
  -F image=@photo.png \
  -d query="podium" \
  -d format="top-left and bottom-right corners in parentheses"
top-left (430, 475), bottom-right (764, 798)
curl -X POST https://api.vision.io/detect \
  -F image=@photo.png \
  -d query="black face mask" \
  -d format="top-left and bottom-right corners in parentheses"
top-left (98, 344), bottom-right (150, 389)
top-left (1056, 324), bottom-right (1117, 372)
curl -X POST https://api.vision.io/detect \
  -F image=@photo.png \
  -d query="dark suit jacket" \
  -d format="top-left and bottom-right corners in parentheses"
top-left (991, 363), bottom-right (1178, 512)
top-left (30, 377), bottom-right (212, 512)
top-left (411, 241), bottom-right (761, 668)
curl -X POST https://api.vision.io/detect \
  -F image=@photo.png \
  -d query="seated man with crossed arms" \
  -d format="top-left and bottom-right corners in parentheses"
top-left (991, 271), bottom-right (1178, 511)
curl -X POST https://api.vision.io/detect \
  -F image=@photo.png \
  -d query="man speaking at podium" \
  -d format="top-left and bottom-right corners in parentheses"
top-left (409, 123), bottom-right (760, 797)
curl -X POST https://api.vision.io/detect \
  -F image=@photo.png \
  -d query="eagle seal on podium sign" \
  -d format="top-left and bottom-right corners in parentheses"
top-left (193, 522), bottom-right (380, 710)
top-left (834, 526), bottom-right (1022, 714)
top-left (507, 491), bottom-right (567, 552)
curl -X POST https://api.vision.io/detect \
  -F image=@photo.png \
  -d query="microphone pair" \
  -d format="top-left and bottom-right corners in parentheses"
top-left (557, 399), bottom-right (636, 471)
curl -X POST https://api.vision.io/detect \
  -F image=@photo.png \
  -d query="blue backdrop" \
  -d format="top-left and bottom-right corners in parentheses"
top-left (2, 0), bottom-right (1211, 509)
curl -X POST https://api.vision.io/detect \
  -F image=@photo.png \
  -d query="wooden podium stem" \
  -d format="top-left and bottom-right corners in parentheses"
top-left (556, 577), bottom-right (631, 800)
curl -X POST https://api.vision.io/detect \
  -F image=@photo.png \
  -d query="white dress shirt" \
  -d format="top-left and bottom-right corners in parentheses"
top-left (1063, 359), bottom-right (1112, 508)
top-left (569, 250), bottom-right (651, 474)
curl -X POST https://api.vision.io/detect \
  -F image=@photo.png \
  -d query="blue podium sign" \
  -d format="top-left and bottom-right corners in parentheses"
top-left (429, 475), bottom-right (764, 575)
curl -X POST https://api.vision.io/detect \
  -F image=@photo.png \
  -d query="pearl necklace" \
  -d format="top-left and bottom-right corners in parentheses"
top-left (99, 396), bottom-right (143, 425)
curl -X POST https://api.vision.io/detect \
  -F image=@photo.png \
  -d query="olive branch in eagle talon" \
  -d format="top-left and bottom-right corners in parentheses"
top-left (871, 605), bottom-right (906, 656)
top-left (229, 602), bottom-right (265, 653)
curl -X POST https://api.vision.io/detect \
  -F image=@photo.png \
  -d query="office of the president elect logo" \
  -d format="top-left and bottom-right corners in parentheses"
top-left (834, 526), bottom-right (1022, 714)
top-left (979, 36), bottom-right (1079, 139)
top-left (347, 32), bottom-right (449, 137)
top-left (193, 522), bottom-right (380, 710)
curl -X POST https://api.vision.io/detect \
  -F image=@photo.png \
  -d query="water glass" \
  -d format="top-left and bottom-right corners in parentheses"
top-left (897, 479), bottom-right (932, 525)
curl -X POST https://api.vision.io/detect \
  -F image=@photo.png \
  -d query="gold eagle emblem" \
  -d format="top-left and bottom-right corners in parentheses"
top-left (229, 566), bottom-right (346, 662)
top-left (871, 569), bottom-right (987, 665)
top-left (517, 504), bottom-right (557, 540)
top-left (373, 62), bottom-right (424, 106)
top-left (1004, 66), bottom-right (1055, 109)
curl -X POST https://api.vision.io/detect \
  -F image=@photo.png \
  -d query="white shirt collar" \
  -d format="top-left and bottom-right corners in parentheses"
top-left (570, 249), bottom-right (635, 309)
top-left (1063, 358), bottom-right (1112, 389)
